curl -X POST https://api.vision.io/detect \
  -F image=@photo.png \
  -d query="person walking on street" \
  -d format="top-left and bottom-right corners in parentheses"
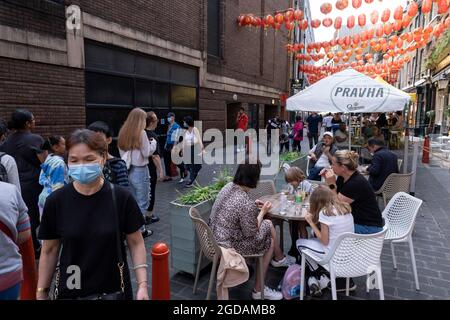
top-left (118, 108), bottom-right (156, 238)
top-left (181, 116), bottom-right (204, 187)
top-left (162, 112), bottom-right (181, 181)
top-left (279, 119), bottom-right (291, 154)
top-left (0, 109), bottom-right (45, 258)
top-left (37, 129), bottom-right (149, 300)
top-left (323, 113), bottom-right (333, 132)
top-left (266, 115), bottom-right (281, 155)
top-left (38, 135), bottom-right (68, 218)
top-left (236, 107), bottom-right (248, 152)
top-left (291, 115), bottom-right (304, 153)
top-left (306, 112), bottom-right (322, 150)
top-left (145, 112), bottom-right (165, 225)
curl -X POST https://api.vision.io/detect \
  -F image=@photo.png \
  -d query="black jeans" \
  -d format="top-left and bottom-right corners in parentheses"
top-left (163, 145), bottom-right (173, 177)
top-left (293, 140), bottom-right (301, 152)
top-left (147, 165), bottom-right (157, 212)
top-left (280, 141), bottom-right (290, 154)
top-left (308, 133), bottom-right (319, 150)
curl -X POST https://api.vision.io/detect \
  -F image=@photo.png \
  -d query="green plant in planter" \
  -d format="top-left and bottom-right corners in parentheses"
top-left (280, 151), bottom-right (302, 162)
top-left (175, 169), bottom-right (233, 205)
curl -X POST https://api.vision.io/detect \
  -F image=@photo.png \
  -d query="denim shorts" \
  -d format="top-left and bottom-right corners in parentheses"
top-left (354, 224), bottom-right (383, 235)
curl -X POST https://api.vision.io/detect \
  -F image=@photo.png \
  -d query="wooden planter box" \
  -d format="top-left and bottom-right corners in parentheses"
top-left (169, 198), bottom-right (215, 276)
top-left (273, 155), bottom-right (307, 192)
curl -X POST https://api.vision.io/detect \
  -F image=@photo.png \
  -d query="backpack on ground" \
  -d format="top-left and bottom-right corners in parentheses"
top-left (280, 263), bottom-right (302, 300)
top-left (0, 152), bottom-right (9, 183)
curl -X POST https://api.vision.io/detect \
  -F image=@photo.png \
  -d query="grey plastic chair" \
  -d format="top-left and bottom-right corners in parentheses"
top-left (374, 172), bottom-right (413, 207)
top-left (189, 207), bottom-right (265, 300)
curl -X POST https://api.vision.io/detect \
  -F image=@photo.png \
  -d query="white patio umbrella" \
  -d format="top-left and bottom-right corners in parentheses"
top-left (287, 68), bottom-right (411, 149)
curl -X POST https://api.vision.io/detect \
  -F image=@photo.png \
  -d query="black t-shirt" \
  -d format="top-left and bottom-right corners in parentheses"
top-left (0, 131), bottom-right (44, 191)
top-left (336, 172), bottom-right (383, 227)
top-left (38, 182), bottom-right (144, 299)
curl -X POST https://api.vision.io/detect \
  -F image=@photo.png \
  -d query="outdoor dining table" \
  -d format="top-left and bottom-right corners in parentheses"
top-left (259, 193), bottom-right (309, 252)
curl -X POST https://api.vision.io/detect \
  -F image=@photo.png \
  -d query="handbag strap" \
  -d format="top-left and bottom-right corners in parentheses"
top-left (110, 183), bottom-right (125, 294)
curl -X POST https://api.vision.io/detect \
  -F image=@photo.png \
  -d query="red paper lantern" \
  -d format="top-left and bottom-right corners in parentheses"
top-left (394, 6), bottom-right (404, 21)
top-left (294, 9), bottom-right (304, 21)
top-left (381, 9), bottom-right (391, 23)
top-left (438, 0), bottom-right (449, 14)
top-left (265, 15), bottom-right (275, 25)
top-left (285, 21), bottom-right (295, 30)
top-left (275, 13), bottom-right (284, 24)
top-left (320, 3), bottom-right (333, 14)
top-left (394, 20), bottom-right (403, 32)
top-left (284, 9), bottom-right (294, 22)
top-left (402, 16), bottom-right (412, 28)
top-left (353, 34), bottom-right (361, 44)
top-left (370, 10), bottom-right (379, 24)
top-left (353, 0), bottom-right (362, 9)
top-left (376, 25), bottom-right (384, 37)
top-left (347, 15), bottom-right (355, 28)
top-left (334, 17), bottom-right (343, 29)
top-left (422, 0), bottom-right (432, 14)
top-left (311, 19), bottom-right (321, 28)
top-left (327, 52), bottom-right (335, 59)
top-left (445, 17), bottom-right (450, 28)
top-left (323, 18), bottom-right (333, 27)
top-left (408, 2), bottom-right (419, 17)
top-left (300, 20), bottom-right (308, 30)
top-left (365, 0), bottom-right (374, 3)
top-left (358, 14), bottom-right (367, 26)
top-left (336, 0), bottom-right (349, 10)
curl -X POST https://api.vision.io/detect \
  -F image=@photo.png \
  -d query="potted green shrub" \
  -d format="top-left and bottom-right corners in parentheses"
top-left (273, 151), bottom-right (308, 191)
top-left (169, 169), bottom-right (233, 276)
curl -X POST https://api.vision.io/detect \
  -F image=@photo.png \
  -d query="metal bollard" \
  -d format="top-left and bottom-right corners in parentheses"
top-left (422, 136), bottom-right (430, 164)
top-left (151, 242), bottom-right (170, 300)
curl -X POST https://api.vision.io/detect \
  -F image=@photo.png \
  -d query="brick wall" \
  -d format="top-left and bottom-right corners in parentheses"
top-left (0, 0), bottom-right (66, 38)
top-left (207, 0), bottom-right (291, 92)
top-left (68, 0), bottom-right (203, 51)
top-left (0, 57), bottom-right (85, 138)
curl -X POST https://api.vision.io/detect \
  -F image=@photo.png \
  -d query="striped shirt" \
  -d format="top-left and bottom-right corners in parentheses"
top-left (104, 158), bottom-right (130, 187)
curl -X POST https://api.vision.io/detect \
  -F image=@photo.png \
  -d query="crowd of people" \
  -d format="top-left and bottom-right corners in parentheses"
top-left (0, 107), bottom-right (206, 300)
top-left (0, 106), bottom-right (403, 300)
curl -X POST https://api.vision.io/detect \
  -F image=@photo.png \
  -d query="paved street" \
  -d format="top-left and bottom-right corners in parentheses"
top-left (131, 139), bottom-right (450, 300)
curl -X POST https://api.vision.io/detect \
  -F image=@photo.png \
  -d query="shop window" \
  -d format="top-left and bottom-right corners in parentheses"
top-left (153, 83), bottom-right (170, 108)
top-left (136, 80), bottom-right (153, 108)
top-left (208, 0), bottom-right (221, 57)
top-left (85, 42), bottom-right (135, 74)
top-left (135, 55), bottom-right (170, 82)
top-left (86, 72), bottom-right (133, 106)
top-left (171, 86), bottom-right (197, 109)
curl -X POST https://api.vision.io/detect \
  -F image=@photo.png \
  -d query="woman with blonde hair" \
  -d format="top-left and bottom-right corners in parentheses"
top-left (297, 185), bottom-right (354, 297)
top-left (118, 108), bottom-right (156, 238)
top-left (320, 150), bottom-right (383, 235)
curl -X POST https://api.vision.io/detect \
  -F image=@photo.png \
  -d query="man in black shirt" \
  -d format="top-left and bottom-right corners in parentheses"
top-left (266, 115), bottom-right (281, 155)
top-left (306, 112), bottom-right (322, 150)
top-left (366, 138), bottom-right (398, 191)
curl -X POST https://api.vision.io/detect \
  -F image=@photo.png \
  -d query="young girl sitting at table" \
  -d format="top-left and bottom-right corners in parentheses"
top-left (297, 186), bottom-right (354, 297)
top-left (284, 167), bottom-right (314, 257)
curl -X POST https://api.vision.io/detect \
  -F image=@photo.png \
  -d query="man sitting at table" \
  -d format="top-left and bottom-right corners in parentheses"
top-left (334, 123), bottom-right (349, 150)
top-left (307, 132), bottom-right (337, 181)
top-left (366, 138), bottom-right (398, 191)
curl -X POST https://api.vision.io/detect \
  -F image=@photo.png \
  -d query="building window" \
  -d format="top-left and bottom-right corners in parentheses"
top-left (208, 0), bottom-right (221, 57)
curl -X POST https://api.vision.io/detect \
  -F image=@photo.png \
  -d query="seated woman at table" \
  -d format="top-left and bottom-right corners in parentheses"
top-left (334, 123), bottom-right (349, 150)
top-left (209, 158), bottom-right (294, 300)
top-left (320, 150), bottom-right (383, 235)
top-left (284, 167), bottom-right (313, 257)
top-left (297, 186), bottom-right (354, 297)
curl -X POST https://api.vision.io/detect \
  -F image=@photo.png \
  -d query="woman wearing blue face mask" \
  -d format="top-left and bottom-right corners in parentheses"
top-left (36, 129), bottom-right (149, 300)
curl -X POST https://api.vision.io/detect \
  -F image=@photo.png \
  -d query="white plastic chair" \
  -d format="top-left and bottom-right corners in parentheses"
top-left (300, 227), bottom-right (387, 300)
top-left (440, 141), bottom-right (450, 159)
top-left (382, 192), bottom-right (423, 291)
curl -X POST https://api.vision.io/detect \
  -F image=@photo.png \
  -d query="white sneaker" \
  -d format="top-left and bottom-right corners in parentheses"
top-left (308, 277), bottom-right (322, 297)
top-left (178, 178), bottom-right (184, 183)
top-left (270, 255), bottom-right (296, 268)
top-left (319, 274), bottom-right (330, 290)
top-left (252, 286), bottom-right (283, 300)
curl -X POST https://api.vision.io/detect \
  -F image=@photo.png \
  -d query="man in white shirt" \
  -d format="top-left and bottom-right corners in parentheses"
top-left (334, 123), bottom-right (349, 150)
top-left (323, 113), bottom-right (333, 132)
top-left (307, 132), bottom-right (338, 181)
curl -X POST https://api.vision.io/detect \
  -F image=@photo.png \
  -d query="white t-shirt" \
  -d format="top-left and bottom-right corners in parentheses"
top-left (319, 209), bottom-right (354, 252)
top-left (184, 129), bottom-right (199, 145)
top-left (323, 116), bottom-right (333, 128)
top-left (0, 153), bottom-right (21, 192)
top-left (310, 145), bottom-right (331, 168)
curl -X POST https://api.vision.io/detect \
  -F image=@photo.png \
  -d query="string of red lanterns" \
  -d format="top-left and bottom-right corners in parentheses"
top-left (237, 0), bottom-right (449, 32)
